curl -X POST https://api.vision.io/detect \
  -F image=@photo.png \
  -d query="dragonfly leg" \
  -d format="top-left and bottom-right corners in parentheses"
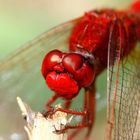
top-left (64, 100), bottom-right (72, 109)
top-left (42, 94), bottom-right (59, 117)
top-left (46, 94), bottom-right (59, 110)
top-left (67, 92), bottom-right (90, 140)
top-left (67, 84), bottom-right (96, 140)
top-left (53, 107), bottom-right (87, 116)
top-left (46, 94), bottom-right (72, 110)
top-left (84, 83), bottom-right (96, 139)
top-left (54, 83), bottom-right (96, 140)
top-left (51, 105), bottom-right (89, 136)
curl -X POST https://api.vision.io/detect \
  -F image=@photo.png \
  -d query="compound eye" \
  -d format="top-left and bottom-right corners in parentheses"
top-left (62, 53), bottom-right (83, 73)
top-left (42, 50), bottom-right (63, 78)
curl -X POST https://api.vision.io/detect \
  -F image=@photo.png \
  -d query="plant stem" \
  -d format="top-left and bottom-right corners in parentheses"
top-left (17, 97), bottom-right (70, 140)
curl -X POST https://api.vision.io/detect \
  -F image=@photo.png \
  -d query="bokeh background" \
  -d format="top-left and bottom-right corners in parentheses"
top-left (0, 0), bottom-right (133, 140)
top-left (0, 0), bottom-right (132, 59)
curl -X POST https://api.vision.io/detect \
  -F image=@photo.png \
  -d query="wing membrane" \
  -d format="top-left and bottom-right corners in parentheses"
top-left (106, 21), bottom-right (140, 140)
top-left (0, 19), bottom-right (79, 139)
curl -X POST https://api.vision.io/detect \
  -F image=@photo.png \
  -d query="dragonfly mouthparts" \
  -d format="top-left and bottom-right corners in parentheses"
top-left (53, 64), bottom-right (65, 73)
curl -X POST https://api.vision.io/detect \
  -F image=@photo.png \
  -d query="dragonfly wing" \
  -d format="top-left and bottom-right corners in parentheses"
top-left (0, 19), bottom-right (79, 139)
top-left (106, 21), bottom-right (140, 139)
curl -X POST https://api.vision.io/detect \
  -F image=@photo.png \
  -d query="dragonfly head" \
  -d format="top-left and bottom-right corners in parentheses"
top-left (41, 49), bottom-right (95, 99)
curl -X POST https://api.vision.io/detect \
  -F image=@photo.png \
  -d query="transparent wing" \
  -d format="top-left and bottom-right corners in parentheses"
top-left (0, 19), bottom-right (80, 140)
top-left (106, 24), bottom-right (140, 139)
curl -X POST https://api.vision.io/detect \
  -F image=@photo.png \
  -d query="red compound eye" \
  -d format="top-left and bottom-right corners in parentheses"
top-left (62, 53), bottom-right (83, 73)
top-left (41, 50), bottom-right (63, 78)
top-left (62, 53), bottom-right (95, 87)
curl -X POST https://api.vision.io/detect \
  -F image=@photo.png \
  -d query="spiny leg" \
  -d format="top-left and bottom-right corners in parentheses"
top-left (53, 94), bottom-right (90, 134)
top-left (68, 83), bottom-right (96, 140)
top-left (42, 94), bottom-right (59, 117)
top-left (44, 86), bottom-right (95, 139)
top-left (46, 94), bottom-right (59, 110)
top-left (68, 92), bottom-right (89, 140)
top-left (44, 93), bottom-right (86, 119)
top-left (44, 92), bottom-right (86, 121)
top-left (53, 106), bottom-right (87, 116)
top-left (53, 109), bottom-right (89, 134)
top-left (64, 100), bottom-right (72, 109)
top-left (84, 83), bottom-right (96, 139)
top-left (46, 94), bottom-right (72, 110)
top-left (44, 94), bottom-right (73, 118)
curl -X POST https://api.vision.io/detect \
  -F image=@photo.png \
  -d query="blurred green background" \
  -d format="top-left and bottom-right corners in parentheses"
top-left (0, 0), bottom-right (132, 59)
top-left (0, 0), bottom-right (133, 140)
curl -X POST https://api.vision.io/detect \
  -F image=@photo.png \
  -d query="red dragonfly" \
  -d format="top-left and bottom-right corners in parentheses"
top-left (41, 0), bottom-right (140, 140)
top-left (0, 1), bottom-right (140, 140)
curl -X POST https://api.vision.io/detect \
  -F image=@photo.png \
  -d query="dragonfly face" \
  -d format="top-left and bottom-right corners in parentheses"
top-left (41, 49), bottom-right (95, 99)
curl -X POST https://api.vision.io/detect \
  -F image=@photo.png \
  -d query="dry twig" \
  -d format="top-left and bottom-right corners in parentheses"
top-left (17, 97), bottom-right (72, 140)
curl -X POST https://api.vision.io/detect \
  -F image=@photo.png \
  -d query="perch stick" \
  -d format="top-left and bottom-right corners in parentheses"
top-left (17, 97), bottom-right (72, 140)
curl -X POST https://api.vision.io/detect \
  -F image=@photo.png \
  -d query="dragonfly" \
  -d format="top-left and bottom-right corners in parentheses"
top-left (0, 0), bottom-right (140, 140)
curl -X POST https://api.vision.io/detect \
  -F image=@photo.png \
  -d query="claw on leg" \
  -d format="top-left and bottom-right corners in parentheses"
top-left (44, 82), bottom-right (96, 139)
